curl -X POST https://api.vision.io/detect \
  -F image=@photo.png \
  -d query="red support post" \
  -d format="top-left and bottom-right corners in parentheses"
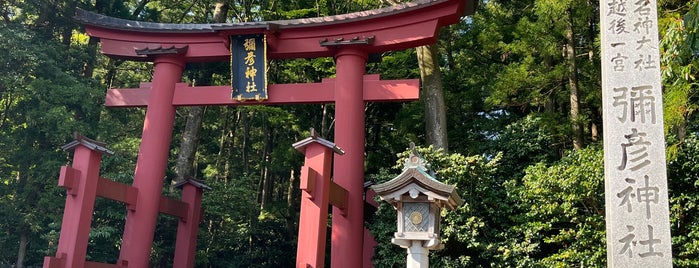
top-left (173, 179), bottom-right (209, 268)
top-left (44, 136), bottom-right (112, 268)
top-left (118, 55), bottom-right (185, 267)
top-left (294, 141), bottom-right (335, 268)
top-left (331, 48), bottom-right (368, 268)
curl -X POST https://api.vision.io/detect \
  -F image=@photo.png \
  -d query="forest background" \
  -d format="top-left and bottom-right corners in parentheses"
top-left (1, 0), bottom-right (698, 267)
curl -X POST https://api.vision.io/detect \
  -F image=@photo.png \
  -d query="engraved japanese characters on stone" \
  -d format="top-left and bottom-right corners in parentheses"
top-left (618, 128), bottom-right (651, 171)
top-left (618, 224), bottom-right (664, 258)
top-left (616, 175), bottom-right (660, 219)
top-left (611, 85), bottom-right (656, 124)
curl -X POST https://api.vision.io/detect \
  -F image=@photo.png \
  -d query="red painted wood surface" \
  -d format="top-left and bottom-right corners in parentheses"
top-left (295, 144), bottom-right (334, 268)
top-left (95, 177), bottom-right (138, 211)
top-left (174, 183), bottom-right (205, 268)
top-left (47, 145), bottom-right (104, 268)
top-left (331, 48), bottom-right (367, 268)
top-left (117, 56), bottom-right (185, 267)
top-left (104, 75), bottom-right (418, 107)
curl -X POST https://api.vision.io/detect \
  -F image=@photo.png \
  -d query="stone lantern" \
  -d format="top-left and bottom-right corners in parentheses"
top-left (371, 144), bottom-right (463, 267)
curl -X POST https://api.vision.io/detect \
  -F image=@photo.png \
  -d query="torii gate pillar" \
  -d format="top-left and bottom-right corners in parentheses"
top-left (118, 55), bottom-right (185, 267)
top-left (332, 48), bottom-right (368, 267)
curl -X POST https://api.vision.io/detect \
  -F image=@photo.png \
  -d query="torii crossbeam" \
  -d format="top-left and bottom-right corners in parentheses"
top-left (104, 75), bottom-right (418, 107)
top-left (46, 1), bottom-right (476, 267)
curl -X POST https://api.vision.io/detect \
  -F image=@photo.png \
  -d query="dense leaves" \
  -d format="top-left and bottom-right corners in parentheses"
top-left (669, 133), bottom-right (699, 267)
top-left (501, 146), bottom-right (606, 267)
top-left (2, 0), bottom-right (699, 267)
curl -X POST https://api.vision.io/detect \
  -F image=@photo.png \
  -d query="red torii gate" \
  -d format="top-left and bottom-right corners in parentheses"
top-left (46, 0), bottom-right (475, 267)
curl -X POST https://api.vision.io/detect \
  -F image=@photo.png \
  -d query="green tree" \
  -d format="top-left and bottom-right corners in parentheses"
top-left (660, 0), bottom-right (699, 156)
top-left (0, 21), bottom-right (104, 266)
top-left (668, 133), bottom-right (699, 267)
top-left (475, 0), bottom-right (600, 152)
top-left (500, 146), bottom-right (605, 267)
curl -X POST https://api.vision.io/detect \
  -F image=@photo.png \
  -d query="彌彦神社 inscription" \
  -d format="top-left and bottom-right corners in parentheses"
top-left (231, 34), bottom-right (267, 100)
top-left (601, 0), bottom-right (673, 266)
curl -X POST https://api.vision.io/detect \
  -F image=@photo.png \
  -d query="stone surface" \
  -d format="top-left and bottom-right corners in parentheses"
top-left (600, 0), bottom-right (673, 266)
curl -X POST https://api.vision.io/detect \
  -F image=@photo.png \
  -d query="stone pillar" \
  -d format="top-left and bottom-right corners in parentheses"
top-left (406, 241), bottom-right (429, 268)
top-left (600, 0), bottom-right (672, 266)
top-left (331, 48), bottom-right (367, 268)
top-left (119, 55), bottom-right (185, 267)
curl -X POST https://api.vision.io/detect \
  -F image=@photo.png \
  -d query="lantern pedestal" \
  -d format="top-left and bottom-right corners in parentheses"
top-left (407, 241), bottom-right (429, 268)
top-left (372, 143), bottom-right (463, 268)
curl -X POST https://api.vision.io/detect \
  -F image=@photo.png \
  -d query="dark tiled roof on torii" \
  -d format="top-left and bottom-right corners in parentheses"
top-left (74, 0), bottom-right (475, 33)
top-left (77, 0), bottom-right (475, 60)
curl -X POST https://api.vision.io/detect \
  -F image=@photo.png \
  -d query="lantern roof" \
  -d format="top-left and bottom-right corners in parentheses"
top-left (372, 144), bottom-right (462, 210)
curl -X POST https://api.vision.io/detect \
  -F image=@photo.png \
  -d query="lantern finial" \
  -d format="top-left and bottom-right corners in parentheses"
top-left (404, 143), bottom-right (435, 178)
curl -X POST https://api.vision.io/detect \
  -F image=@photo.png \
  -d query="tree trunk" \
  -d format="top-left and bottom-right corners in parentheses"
top-left (416, 44), bottom-right (448, 151)
top-left (104, 59), bottom-right (123, 89)
top-left (321, 104), bottom-right (331, 137)
top-left (259, 117), bottom-right (274, 210)
top-left (222, 127), bottom-right (234, 184)
top-left (241, 110), bottom-right (252, 175)
top-left (444, 26), bottom-right (456, 71)
top-left (82, 37), bottom-right (99, 78)
top-left (219, 108), bottom-right (239, 183)
top-left (174, 2), bottom-right (228, 183)
top-left (590, 110), bottom-right (599, 142)
top-left (60, 0), bottom-right (78, 46)
top-left (175, 106), bottom-right (204, 182)
top-left (286, 169), bottom-right (297, 240)
top-left (677, 119), bottom-right (687, 143)
top-left (565, 8), bottom-right (583, 150)
top-left (213, 3), bottom-right (229, 22)
top-left (16, 230), bottom-right (28, 268)
top-left (215, 108), bottom-right (236, 183)
top-left (586, 0), bottom-right (598, 143)
top-left (0, 92), bottom-right (13, 130)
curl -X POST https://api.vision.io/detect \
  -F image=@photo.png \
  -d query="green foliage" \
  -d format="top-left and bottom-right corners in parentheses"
top-left (669, 133), bottom-right (699, 267)
top-left (661, 1), bottom-right (699, 157)
top-left (370, 202), bottom-right (409, 267)
top-left (501, 146), bottom-right (606, 267)
top-left (194, 178), bottom-right (295, 268)
top-left (487, 113), bottom-right (566, 182)
top-left (0, 20), bottom-right (103, 265)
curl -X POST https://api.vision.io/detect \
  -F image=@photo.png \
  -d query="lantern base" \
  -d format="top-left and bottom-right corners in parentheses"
top-left (392, 237), bottom-right (444, 250)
